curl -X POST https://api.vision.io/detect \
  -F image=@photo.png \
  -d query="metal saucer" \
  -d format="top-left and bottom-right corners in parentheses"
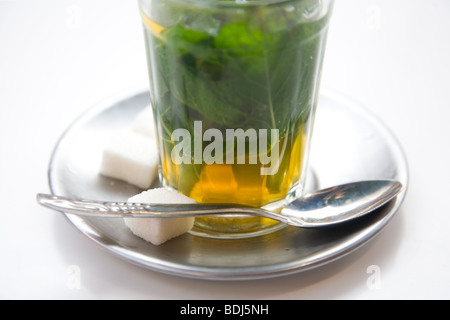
top-left (47, 87), bottom-right (408, 280)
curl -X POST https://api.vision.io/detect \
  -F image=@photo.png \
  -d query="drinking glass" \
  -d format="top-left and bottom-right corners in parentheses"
top-left (137, 0), bottom-right (334, 238)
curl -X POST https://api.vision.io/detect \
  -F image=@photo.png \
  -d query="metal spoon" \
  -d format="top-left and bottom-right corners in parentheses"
top-left (36, 180), bottom-right (402, 228)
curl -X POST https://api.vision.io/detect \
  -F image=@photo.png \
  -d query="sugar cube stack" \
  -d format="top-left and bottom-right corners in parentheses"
top-left (124, 188), bottom-right (197, 245)
top-left (99, 130), bottom-right (159, 190)
top-left (99, 106), bottom-right (196, 245)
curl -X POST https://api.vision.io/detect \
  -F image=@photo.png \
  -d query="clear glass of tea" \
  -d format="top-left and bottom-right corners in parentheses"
top-left (137, 0), bottom-right (334, 238)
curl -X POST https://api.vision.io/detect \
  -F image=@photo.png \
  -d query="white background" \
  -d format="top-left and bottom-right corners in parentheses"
top-left (1, 0), bottom-right (449, 299)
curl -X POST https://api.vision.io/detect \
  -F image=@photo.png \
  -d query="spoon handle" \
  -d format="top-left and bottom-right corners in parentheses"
top-left (36, 193), bottom-right (284, 221)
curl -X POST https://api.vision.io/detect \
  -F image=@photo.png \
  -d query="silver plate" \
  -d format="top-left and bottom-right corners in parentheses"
top-left (47, 88), bottom-right (408, 280)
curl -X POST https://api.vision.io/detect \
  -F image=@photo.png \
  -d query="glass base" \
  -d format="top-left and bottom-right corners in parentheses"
top-left (190, 217), bottom-right (287, 240)
top-left (187, 169), bottom-right (318, 239)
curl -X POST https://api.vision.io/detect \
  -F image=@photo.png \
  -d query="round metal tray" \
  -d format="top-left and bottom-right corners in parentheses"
top-left (48, 88), bottom-right (408, 280)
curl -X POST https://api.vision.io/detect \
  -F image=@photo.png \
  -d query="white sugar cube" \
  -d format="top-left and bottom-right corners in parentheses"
top-left (124, 188), bottom-right (196, 245)
top-left (132, 106), bottom-right (156, 139)
top-left (100, 130), bottom-right (159, 190)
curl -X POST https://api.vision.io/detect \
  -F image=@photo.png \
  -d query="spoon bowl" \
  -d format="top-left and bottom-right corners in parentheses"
top-left (281, 180), bottom-right (402, 227)
top-left (37, 180), bottom-right (403, 228)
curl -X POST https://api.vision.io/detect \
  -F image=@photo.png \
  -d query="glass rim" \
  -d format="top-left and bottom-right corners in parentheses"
top-left (139, 0), bottom-right (333, 9)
